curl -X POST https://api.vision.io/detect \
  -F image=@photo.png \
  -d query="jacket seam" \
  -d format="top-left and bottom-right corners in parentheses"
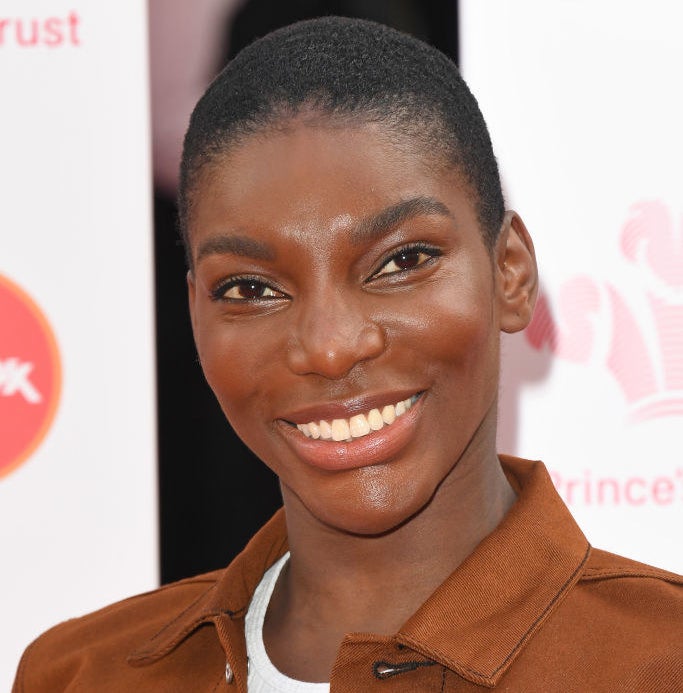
top-left (146, 584), bottom-right (218, 643)
top-left (78, 576), bottom-right (221, 620)
top-left (129, 589), bottom-right (225, 663)
top-left (129, 613), bottom-right (224, 663)
top-left (581, 569), bottom-right (683, 584)
top-left (128, 575), bottom-right (219, 599)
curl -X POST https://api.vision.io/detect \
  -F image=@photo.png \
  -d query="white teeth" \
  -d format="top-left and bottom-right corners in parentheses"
top-left (319, 420), bottom-right (332, 440)
top-left (331, 419), bottom-right (351, 441)
top-left (349, 413), bottom-right (371, 438)
top-left (368, 408), bottom-right (384, 431)
top-left (381, 405), bottom-right (396, 425)
top-left (296, 395), bottom-right (419, 440)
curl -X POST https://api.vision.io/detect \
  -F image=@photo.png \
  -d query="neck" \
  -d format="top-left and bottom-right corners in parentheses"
top-left (280, 438), bottom-right (515, 635)
top-left (262, 411), bottom-right (516, 682)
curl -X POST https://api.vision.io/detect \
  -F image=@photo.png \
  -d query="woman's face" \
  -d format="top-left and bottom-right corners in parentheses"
top-left (187, 120), bottom-right (525, 535)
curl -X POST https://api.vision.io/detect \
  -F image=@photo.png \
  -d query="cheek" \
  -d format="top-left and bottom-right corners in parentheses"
top-left (386, 272), bottom-right (497, 369)
top-left (194, 317), bottom-right (278, 421)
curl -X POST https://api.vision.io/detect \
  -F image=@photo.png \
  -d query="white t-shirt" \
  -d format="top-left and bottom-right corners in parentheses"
top-left (245, 552), bottom-right (330, 693)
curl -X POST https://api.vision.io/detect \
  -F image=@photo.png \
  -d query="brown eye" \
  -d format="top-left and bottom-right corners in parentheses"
top-left (392, 250), bottom-right (423, 270)
top-left (214, 279), bottom-right (284, 301)
top-left (230, 281), bottom-right (268, 300)
top-left (373, 246), bottom-right (437, 279)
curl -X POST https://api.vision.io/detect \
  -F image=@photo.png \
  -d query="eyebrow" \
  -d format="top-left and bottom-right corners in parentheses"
top-left (352, 196), bottom-right (454, 243)
top-left (194, 196), bottom-right (453, 263)
top-left (195, 234), bottom-right (275, 264)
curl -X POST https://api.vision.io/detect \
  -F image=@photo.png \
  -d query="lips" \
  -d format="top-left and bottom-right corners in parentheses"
top-left (277, 390), bottom-right (425, 471)
top-left (296, 394), bottom-right (419, 442)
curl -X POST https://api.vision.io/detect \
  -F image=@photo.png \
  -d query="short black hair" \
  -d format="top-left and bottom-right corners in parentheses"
top-left (179, 16), bottom-right (504, 259)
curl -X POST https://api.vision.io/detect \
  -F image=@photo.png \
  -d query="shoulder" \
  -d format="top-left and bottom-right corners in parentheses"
top-left (582, 547), bottom-right (683, 588)
top-left (561, 548), bottom-right (682, 642)
top-left (581, 547), bottom-right (683, 603)
top-left (14, 511), bottom-right (288, 692)
top-left (524, 549), bottom-right (682, 689)
top-left (13, 570), bottom-right (222, 693)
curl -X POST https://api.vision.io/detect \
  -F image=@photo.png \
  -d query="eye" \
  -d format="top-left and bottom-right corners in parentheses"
top-left (371, 245), bottom-right (440, 279)
top-left (211, 277), bottom-right (286, 302)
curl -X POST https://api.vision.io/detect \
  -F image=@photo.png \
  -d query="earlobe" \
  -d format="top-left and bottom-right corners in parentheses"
top-left (495, 211), bottom-right (538, 334)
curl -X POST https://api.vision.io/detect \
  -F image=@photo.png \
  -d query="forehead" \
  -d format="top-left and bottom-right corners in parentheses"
top-left (187, 120), bottom-right (477, 253)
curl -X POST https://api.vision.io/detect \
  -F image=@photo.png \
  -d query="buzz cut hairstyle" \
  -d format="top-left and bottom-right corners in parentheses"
top-left (179, 16), bottom-right (505, 262)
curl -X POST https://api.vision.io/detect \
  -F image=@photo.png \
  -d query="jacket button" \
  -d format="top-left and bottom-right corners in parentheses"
top-left (225, 661), bottom-right (234, 684)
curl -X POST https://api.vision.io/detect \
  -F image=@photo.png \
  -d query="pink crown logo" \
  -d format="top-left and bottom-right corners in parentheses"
top-left (525, 200), bottom-right (683, 422)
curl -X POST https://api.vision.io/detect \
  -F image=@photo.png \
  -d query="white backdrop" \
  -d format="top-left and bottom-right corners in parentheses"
top-left (0, 2), bottom-right (156, 689)
top-left (461, 1), bottom-right (682, 573)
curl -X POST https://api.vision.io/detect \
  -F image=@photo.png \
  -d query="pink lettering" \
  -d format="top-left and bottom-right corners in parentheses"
top-left (652, 477), bottom-right (674, 505)
top-left (68, 11), bottom-right (81, 46)
top-left (0, 18), bottom-right (9, 45)
top-left (43, 17), bottom-right (63, 47)
top-left (550, 469), bottom-right (682, 507)
top-left (597, 477), bottom-right (620, 505)
top-left (0, 12), bottom-right (82, 48)
top-left (15, 18), bottom-right (38, 47)
top-left (624, 477), bottom-right (646, 505)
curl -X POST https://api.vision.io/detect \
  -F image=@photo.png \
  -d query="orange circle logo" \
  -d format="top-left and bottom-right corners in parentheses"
top-left (0, 274), bottom-right (61, 478)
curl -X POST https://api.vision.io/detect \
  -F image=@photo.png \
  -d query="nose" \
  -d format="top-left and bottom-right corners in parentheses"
top-left (286, 289), bottom-right (385, 379)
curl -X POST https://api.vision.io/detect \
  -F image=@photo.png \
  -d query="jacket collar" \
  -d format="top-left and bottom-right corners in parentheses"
top-left (396, 456), bottom-right (590, 686)
top-left (129, 457), bottom-right (589, 688)
top-left (128, 510), bottom-right (289, 666)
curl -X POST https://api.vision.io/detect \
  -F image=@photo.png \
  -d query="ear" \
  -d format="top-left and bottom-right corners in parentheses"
top-left (495, 211), bottom-right (538, 333)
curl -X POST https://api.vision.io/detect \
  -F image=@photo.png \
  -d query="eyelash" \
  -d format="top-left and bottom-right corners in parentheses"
top-left (369, 243), bottom-right (442, 281)
top-left (209, 243), bottom-right (442, 302)
top-left (209, 275), bottom-right (286, 303)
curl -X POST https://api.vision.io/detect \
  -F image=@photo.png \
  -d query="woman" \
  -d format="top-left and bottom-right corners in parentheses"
top-left (14, 17), bottom-right (682, 692)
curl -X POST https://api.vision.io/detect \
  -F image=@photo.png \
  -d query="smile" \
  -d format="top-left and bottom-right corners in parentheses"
top-left (296, 394), bottom-right (420, 442)
top-left (278, 391), bottom-right (426, 472)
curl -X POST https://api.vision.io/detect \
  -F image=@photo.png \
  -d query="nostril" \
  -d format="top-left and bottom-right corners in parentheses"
top-left (287, 319), bottom-right (385, 379)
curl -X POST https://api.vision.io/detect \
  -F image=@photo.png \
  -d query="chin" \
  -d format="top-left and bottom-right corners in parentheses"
top-left (308, 479), bottom-right (434, 538)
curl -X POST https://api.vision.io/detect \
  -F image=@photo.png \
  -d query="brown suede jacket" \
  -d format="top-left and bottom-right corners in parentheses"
top-left (12, 457), bottom-right (683, 692)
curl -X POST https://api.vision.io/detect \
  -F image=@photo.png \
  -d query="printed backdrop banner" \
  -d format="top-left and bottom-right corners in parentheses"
top-left (0, 2), bottom-right (156, 688)
top-left (460, 1), bottom-right (683, 573)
